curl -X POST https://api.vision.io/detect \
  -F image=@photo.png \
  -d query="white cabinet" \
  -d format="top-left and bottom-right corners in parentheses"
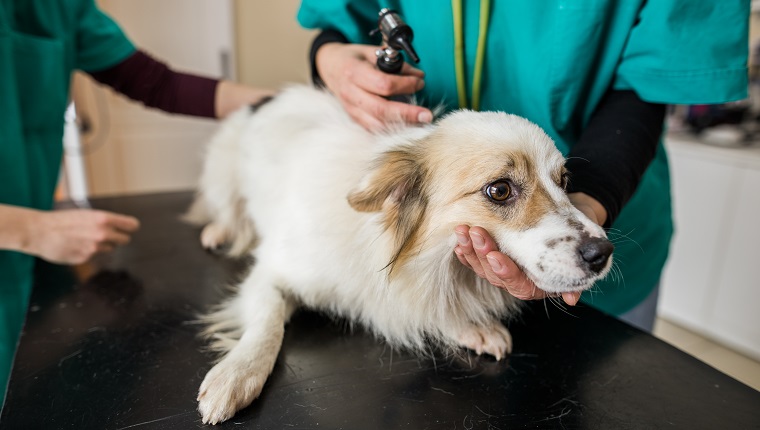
top-left (660, 135), bottom-right (760, 360)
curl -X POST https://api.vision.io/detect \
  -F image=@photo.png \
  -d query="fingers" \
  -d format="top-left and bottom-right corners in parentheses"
top-left (317, 43), bottom-right (433, 130)
top-left (562, 292), bottom-right (581, 306)
top-left (399, 62), bottom-right (426, 79)
top-left (454, 225), bottom-right (487, 278)
top-left (96, 211), bottom-right (140, 233)
top-left (340, 90), bottom-right (432, 132)
top-left (350, 53), bottom-right (425, 97)
top-left (454, 225), bottom-right (580, 306)
top-left (338, 75), bottom-right (432, 130)
top-left (88, 210), bottom-right (140, 253)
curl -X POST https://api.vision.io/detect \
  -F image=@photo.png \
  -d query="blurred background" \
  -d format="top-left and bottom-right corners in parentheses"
top-left (63, 0), bottom-right (314, 199)
top-left (57, 1), bottom-right (759, 390)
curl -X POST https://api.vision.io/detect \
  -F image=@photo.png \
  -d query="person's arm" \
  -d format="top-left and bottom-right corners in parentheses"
top-left (0, 204), bottom-right (140, 265)
top-left (565, 89), bottom-right (666, 227)
top-left (87, 50), bottom-right (274, 119)
top-left (310, 30), bottom-right (432, 131)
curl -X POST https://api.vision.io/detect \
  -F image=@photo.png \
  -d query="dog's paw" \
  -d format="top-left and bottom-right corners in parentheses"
top-left (456, 322), bottom-right (513, 360)
top-left (200, 222), bottom-right (229, 252)
top-left (197, 359), bottom-right (267, 425)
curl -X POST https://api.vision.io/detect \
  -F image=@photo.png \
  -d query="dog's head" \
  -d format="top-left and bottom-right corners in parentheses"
top-left (348, 110), bottom-right (613, 294)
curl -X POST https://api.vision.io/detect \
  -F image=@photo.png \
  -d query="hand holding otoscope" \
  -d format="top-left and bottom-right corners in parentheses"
top-left (313, 8), bottom-right (432, 131)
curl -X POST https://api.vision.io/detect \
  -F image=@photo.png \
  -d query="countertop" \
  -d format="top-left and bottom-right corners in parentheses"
top-left (1, 191), bottom-right (758, 429)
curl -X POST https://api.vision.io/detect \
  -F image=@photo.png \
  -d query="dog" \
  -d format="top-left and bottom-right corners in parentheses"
top-left (189, 85), bottom-right (613, 424)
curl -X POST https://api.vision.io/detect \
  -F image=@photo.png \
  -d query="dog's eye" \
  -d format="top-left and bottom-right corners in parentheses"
top-left (486, 181), bottom-right (511, 202)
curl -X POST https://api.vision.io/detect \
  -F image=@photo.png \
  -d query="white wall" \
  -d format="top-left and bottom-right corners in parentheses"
top-left (70, 0), bottom-right (313, 197)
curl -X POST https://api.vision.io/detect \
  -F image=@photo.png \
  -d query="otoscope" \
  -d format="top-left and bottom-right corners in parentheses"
top-left (372, 8), bottom-right (420, 75)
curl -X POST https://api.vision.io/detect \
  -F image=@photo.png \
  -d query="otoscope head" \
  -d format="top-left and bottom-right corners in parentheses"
top-left (377, 8), bottom-right (419, 64)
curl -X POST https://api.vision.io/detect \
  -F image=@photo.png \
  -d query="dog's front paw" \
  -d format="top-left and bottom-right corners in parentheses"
top-left (200, 222), bottom-right (229, 252)
top-left (456, 322), bottom-right (513, 360)
top-left (197, 359), bottom-right (267, 425)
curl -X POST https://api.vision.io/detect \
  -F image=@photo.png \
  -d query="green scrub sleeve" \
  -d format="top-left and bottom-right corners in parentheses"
top-left (614, 0), bottom-right (749, 105)
top-left (75, 0), bottom-right (136, 72)
top-left (297, 0), bottom-right (378, 45)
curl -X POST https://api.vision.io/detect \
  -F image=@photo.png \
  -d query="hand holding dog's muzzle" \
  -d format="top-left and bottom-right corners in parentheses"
top-left (454, 225), bottom-right (581, 306)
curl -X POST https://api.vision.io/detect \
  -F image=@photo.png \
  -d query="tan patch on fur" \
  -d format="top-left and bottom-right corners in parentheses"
top-left (423, 141), bottom-right (561, 234)
top-left (347, 148), bottom-right (429, 273)
top-left (512, 154), bottom-right (557, 230)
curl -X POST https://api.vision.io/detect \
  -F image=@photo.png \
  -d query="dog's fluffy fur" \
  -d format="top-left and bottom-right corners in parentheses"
top-left (190, 85), bottom-right (613, 424)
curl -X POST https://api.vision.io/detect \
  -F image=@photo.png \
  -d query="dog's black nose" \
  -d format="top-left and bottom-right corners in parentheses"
top-left (579, 237), bottom-right (614, 273)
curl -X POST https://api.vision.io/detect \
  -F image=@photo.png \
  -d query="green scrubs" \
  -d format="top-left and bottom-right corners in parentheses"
top-left (298, 1), bottom-right (748, 314)
top-left (0, 0), bottom-right (134, 402)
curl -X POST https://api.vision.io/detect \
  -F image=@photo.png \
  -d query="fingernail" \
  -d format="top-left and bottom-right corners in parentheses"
top-left (471, 232), bottom-right (485, 249)
top-left (562, 292), bottom-right (580, 306)
top-left (487, 255), bottom-right (502, 272)
top-left (418, 111), bottom-right (432, 123)
top-left (455, 231), bottom-right (469, 246)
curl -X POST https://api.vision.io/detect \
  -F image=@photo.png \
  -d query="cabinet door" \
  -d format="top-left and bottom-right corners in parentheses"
top-left (659, 150), bottom-right (740, 330)
top-left (709, 167), bottom-right (760, 358)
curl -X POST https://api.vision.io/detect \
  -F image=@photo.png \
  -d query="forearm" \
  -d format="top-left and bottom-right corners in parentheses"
top-left (0, 204), bottom-right (39, 254)
top-left (89, 50), bottom-right (275, 119)
top-left (88, 50), bottom-right (218, 118)
top-left (565, 89), bottom-right (666, 227)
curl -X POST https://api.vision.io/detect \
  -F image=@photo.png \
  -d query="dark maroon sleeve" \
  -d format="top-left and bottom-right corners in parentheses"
top-left (87, 50), bottom-right (219, 118)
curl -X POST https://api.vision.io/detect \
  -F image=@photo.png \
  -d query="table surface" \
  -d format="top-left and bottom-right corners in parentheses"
top-left (1, 191), bottom-right (758, 430)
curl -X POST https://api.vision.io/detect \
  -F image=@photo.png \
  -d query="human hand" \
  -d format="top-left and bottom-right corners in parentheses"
top-left (315, 42), bottom-right (433, 131)
top-left (453, 193), bottom-right (607, 306)
top-left (453, 225), bottom-right (582, 306)
top-left (27, 209), bottom-right (140, 265)
top-left (215, 81), bottom-right (277, 119)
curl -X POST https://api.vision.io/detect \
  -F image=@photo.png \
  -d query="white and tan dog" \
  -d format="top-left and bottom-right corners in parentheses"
top-left (190, 85), bottom-right (613, 424)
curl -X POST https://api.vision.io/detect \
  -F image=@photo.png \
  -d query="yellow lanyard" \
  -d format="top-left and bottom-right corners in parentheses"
top-left (452, 0), bottom-right (491, 111)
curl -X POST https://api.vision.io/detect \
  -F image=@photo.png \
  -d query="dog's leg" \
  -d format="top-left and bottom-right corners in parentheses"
top-left (449, 320), bottom-right (513, 361)
top-left (200, 221), bottom-right (229, 251)
top-left (197, 270), bottom-right (294, 424)
top-left (198, 197), bottom-right (257, 256)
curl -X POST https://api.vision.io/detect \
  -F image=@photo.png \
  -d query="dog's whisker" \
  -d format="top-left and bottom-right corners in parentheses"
top-left (563, 156), bottom-right (589, 163)
top-left (546, 296), bottom-right (578, 318)
top-left (542, 296), bottom-right (551, 318)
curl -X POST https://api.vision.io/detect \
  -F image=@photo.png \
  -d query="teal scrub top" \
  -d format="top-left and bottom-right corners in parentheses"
top-left (298, 1), bottom-right (749, 315)
top-left (0, 0), bottom-right (134, 402)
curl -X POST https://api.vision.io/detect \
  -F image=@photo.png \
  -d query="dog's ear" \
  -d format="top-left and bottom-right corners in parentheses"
top-left (347, 148), bottom-right (425, 213)
top-left (348, 147), bottom-right (429, 272)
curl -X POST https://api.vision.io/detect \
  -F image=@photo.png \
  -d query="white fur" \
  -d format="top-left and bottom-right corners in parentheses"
top-left (191, 85), bottom-right (612, 424)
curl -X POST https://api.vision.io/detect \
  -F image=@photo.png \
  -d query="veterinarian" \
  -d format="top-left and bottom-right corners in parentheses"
top-left (0, 0), bottom-right (273, 404)
top-left (298, 1), bottom-right (748, 330)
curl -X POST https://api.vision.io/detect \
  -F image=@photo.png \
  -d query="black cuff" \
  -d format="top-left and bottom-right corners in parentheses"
top-left (309, 29), bottom-right (349, 88)
top-left (565, 89), bottom-right (666, 228)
